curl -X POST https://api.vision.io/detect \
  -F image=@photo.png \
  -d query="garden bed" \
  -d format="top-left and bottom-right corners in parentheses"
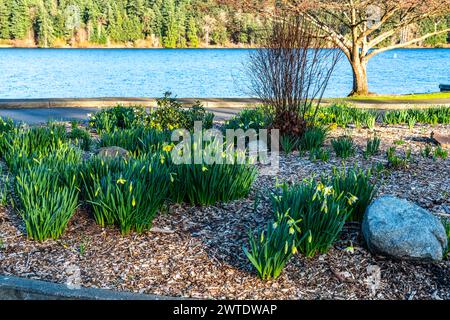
top-left (1, 120), bottom-right (449, 300)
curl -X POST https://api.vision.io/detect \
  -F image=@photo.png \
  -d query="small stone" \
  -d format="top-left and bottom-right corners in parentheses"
top-left (96, 146), bottom-right (130, 160)
top-left (362, 195), bottom-right (448, 262)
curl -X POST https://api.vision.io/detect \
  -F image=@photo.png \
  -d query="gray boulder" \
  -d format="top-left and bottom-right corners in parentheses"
top-left (362, 195), bottom-right (448, 262)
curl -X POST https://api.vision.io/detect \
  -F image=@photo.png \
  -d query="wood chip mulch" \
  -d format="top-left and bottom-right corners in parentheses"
top-left (0, 124), bottom-right (449, 300)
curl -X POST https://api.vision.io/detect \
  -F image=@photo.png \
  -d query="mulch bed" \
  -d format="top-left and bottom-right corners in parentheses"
top-left (0, 123), bottom-right (449, 300)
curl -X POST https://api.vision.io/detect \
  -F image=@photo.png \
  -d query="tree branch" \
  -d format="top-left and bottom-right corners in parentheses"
top-left (365, 28), bottom-right (450, 60)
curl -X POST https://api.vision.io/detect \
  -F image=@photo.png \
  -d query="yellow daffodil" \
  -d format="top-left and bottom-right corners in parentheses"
top-left (163, 144), bottom-right (173, 152)
top-left (347, 194), bottom-right (359, 206)
top-left (323, 186), bottom-right (333, 197)
top-left (132, 196), bottom-right (136, 207)
top-left (116, 177), bottom-right (126, 185)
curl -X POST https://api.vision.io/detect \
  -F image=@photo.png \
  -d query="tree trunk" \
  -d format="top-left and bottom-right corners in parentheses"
top-left (349, 58), bottom-right (369, 96)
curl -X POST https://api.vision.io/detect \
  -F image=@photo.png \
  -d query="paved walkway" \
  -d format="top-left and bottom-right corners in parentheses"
top-left (0, 97), bottom-right (448, 124)
top-left (0, 106), bottom-right (241, 124)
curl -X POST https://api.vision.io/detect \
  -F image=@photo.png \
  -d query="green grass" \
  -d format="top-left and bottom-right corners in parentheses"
top-left (344, 92), bottom-right (450, 101)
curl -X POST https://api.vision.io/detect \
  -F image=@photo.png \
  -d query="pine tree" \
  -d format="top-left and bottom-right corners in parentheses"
top-left (186, 16), bottom-right (198, 47)
top-left (35, 2), bottom-right (54, 47)
top-left (161, 0), bottom-right (177, 48)
top-left (151, 0), bottom-right (163, 39)
top-left (0, 0), bottom-right (10, 39)
top-left (175, 2), bottom-right (187, 47)
top-left (10, 0), bottom-right (31, 40)
top-left (127, 0), bottom-right (144, 18)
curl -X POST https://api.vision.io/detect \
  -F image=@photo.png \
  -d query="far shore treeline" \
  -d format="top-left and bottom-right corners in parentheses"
top-left (0, 0), bottom-right (448, 49)
top-left (0, 0), bottom-right (267, 48)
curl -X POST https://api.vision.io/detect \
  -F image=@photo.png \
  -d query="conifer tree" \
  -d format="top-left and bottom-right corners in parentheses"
top-left (161, 0), bottom-right (177, 47)
top-left (186, 16), bottom-right (198, 47)
top-left (10, 0), bottom-right (31, 40)
top-left (35, 1), bottom-right (54, 47)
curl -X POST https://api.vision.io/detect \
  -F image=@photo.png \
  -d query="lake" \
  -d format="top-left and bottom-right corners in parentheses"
top-left (0, 48), bottom-right (449, 99)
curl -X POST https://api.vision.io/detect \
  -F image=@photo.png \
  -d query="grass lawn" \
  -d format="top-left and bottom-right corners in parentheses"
top-left (343, 91), bottom-right (450, 101)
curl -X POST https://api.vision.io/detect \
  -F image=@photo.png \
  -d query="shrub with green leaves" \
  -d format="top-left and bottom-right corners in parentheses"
top-left (243, 214), bottom-right (301, 280)
top-left (325, 167), bottom-right (376, 222)
top-left (81, 156), bottom-right (170, 234)
top-left (89, 105), bottom-right (147, 133)
top-left (224, 106), bottom-right (274, 131)
top-left (386, 147), bottom-right (412, 169)
top-left (0, 167), bottom-right (10, 206)
top-left (1, 125), bottom-right (82, 173)
top-left (280, 135), bottom-right (300, 153)
top-left (149, 93), bottom-right (214, 131)
top-left (0, 117), bottom-right (16, 134)
top-left (14, 165), bottom-right (79, 241)
top-left (299, 126), bottom-right (328, 151)
top-left (70, 127), bottom-right (93, 151)
top-left (99, 127), bottom-right (171, 156)
top-left (421, 144), bottom-right (433, 158)
top-left (170, 161), bottom-right (257, 206)
top-left (433, 146), bottom-right (448, 160)
top-left (314, 104), bottom-right (378, 128)
top-left (332, 136), bottom-right (356, 159)
top-left (309, 147), bottom-right (330, 162)
top-left (364, 137), bottom-right (381, 159)
top-left (442, 219), bottom-right (450, 258)
top-left (272, 180), bottom-right (352, 257)
top-left (383, 107), bottom-right (450, 125)
top-left (183, 103), bottom-right (214, 130)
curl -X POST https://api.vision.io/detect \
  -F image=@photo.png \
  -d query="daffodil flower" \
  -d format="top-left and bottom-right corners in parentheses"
top-left (347, 194), bottom-right (359, 205)
top-left (117, 177), bottom-right (126, 185)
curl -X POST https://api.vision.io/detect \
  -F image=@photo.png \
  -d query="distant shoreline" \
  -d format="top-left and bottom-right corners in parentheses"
top-left (0, 42), bottom-right (449, 50)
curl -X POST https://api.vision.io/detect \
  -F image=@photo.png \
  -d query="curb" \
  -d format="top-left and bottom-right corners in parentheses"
top-left (0, 275), bottom-right (179, 300)
top-left (0, 97), bottom-right (448, 110)
top-left (0, 98), bottom-right (260, 109)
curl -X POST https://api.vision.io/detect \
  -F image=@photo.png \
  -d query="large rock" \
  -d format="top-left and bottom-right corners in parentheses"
top-left (362, 196), bottom-right (448, 262)
top-left (431, 132), bottom-right (450, 150)
top-left (96, 146), bottom-right (130, 160)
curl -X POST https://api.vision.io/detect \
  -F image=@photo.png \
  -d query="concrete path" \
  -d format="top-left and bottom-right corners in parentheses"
top-left (0, 97), bottom-right (448, 124)
top-left (0, 106), bottom-right (241, 124)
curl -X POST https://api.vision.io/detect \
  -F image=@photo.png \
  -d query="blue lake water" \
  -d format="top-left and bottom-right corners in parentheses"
top-left (0, 48), bottom-right (449, 99)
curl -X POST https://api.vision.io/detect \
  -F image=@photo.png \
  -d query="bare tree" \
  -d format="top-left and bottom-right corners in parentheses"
top-left (247, 15), bottom-right (342, 137)
top-left (223, 0), bottom-right (450, 96)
